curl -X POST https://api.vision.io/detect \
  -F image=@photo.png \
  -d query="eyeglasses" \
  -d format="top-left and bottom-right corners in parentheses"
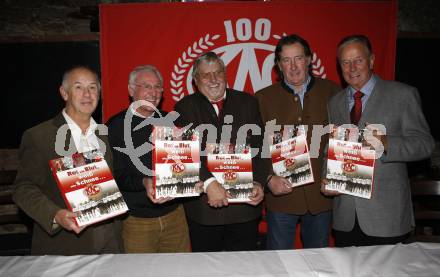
top-left (197, 70), bottom-right (225, 82)
top-left (131, 83), bottom-right (163, 92)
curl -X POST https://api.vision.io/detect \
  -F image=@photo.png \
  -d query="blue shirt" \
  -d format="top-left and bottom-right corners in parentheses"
top-left (284, 75), bottom-right (311, 109)
top-left (347, 74), bottom-right (377, 112)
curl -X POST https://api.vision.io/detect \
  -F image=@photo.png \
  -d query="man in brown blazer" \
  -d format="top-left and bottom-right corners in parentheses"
top-left (13, 66), bottom-right (122, 255)
top-left (255, 34), bottom-right (340, 249)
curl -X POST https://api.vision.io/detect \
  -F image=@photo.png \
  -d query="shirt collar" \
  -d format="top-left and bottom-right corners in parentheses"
top-left (210, 91), bottom-right (227, 103)
top-left (348, 74), bottom-right (377, 98)
top-left (283, 74), bottom-right (311, 95)
top-left (62, 109), bottom-right (97, 136)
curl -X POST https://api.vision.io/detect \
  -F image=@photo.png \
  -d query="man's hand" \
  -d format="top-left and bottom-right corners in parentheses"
top-left (54, 209), bottom-right (84, 234)
top-left (194, 181), bottom-right (204, 194)
top-left (247, 182), bottom-right (264, 206)
top-left (267, 175), bottom-right (293, 196)
top-left (320, 178), bottom-right (341, 196)
top-left (143, 177), bottom-right (174, 204)
top-left (206, 180), bottom-right (228, 208)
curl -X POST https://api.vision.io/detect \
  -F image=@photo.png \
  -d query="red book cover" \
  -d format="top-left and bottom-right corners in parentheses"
top-left (152, 126), bottom-right (201, 198)
top-left (325, 126), bottom-right (375, 199)
top-left (49, 149), bottom-right (128, 227)
top-left (269, 126), bottom-right (314, 187)
top-left (207, 143), bottom-right (253, 203)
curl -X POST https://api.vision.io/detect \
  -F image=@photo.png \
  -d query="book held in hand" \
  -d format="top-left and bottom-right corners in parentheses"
top-left (152, 126), bottom-right (201, 198)
top-left (207, 143), bottom-right (254, 203)
top-left (49, 149), bottom-right (128, 227)
top-left (269, 126), bottom-right (314, 187)
top-left (325, 126), bottom-right (375, 199)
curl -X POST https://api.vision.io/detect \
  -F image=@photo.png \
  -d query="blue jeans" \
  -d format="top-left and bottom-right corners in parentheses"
top-left (266, 210), bottom-right (332, 250)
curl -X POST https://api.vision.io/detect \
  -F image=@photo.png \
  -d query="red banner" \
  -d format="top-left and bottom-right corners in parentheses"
top-left (100, 1), bottom-right (397, 121)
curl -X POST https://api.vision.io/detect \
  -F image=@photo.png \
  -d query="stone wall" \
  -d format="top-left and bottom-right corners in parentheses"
top-left (0, 0), bottom-right (168, 40)
top-left (0, 0), bottom-right (439, 40)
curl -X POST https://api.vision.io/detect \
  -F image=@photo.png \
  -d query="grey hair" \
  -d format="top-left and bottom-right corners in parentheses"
top-left (128, 65), bottom-right (163, 86)
top-left (337, 35), bottom-right (373, 61)
top-left (192, 52), bottom-right (226, 80)
top-left (61, 66), bottom-right (101, 91)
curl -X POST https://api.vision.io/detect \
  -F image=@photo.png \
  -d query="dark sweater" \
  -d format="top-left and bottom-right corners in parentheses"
top-left (107, 109), bottom-right (178, 218)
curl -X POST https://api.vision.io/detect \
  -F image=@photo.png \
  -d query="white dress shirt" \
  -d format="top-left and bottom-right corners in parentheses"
top-left (62, 109), bottom-right (99, 153)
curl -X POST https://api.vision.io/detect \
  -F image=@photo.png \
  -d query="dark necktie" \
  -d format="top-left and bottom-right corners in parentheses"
top-left (350, 91), bottom-right (364, 125)
top-left (211, 99), bottom-right (224, 115)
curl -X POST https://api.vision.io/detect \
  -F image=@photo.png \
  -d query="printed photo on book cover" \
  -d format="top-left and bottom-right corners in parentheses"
top-left (49, 150), bottom-right (128, 227)
top-left (153, 126), bottom-right (201, 198)
top-left (269, 125), bottom-right (314, 187)
top-left (206, 143), bottom-right (254, 202)
top-left (326, 126), bottom-right (375, 199)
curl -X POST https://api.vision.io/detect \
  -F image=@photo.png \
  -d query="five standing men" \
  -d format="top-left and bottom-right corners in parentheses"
top-left (256, 34), bottom-right (340, 249)
top-left (13, 34), bottom-right (434, 255)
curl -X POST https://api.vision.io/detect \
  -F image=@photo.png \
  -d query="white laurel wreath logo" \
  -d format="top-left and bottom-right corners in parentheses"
top-left (170, 34), bottom-right (220, 102)
top-left (171, 33), bottom-right (326, 102)
top-left (273, 33), bottom-right (326, 79)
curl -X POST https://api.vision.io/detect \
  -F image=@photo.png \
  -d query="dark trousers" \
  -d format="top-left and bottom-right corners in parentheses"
top-left (188, 218), bottom-right (260, 252)
top-left (333, 216), bottom-right (409, 247)
top-left (266, 210), bottom-right (332, 250)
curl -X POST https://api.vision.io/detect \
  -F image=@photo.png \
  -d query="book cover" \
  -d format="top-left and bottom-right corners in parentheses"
top-left (325, 126), bottom-right (375, 199)
top-left (152, 126), bottom-right (201, 198)
top-left (49, 149), bottom-right (128, 227)
top-left (269, 126), bottom-right (314, 187)
top-left (207, 143), bottom-right (254, 203)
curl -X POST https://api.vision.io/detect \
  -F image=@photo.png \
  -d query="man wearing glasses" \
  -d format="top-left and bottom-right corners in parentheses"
top-left (107, 65), bottom-right (190, 253)
top-left (174, 52), bottom-right (267, 252)
top-left (255, 34), bottom-right (340, 250)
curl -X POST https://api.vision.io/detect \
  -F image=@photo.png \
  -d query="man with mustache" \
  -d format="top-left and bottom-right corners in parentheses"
top-left (174, 52), bottom-right (266, 252)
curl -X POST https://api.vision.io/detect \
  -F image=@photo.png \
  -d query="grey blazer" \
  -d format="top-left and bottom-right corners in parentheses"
top-left (327, 77), bottom-right (435, 237)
